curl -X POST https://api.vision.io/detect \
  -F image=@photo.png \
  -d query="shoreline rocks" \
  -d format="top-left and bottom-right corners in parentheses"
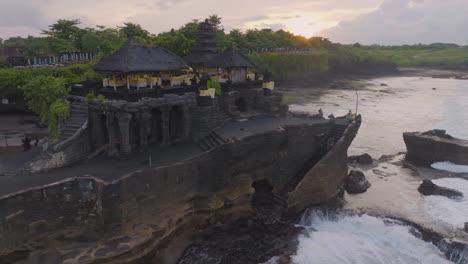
top-left (345, 170), bottom-right (371, 194)
top-left (348, 153), bottom-right (373, 165)
top-left (403, 130), bottom-right (468, 166)
top-left (417, 180), bottom-right (463, 199)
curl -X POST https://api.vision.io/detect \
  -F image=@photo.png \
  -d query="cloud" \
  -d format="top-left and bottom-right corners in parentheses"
top-left (0, 0), bottom-right (379, 40)
top-left (318, 0), bottom-right (468, 45)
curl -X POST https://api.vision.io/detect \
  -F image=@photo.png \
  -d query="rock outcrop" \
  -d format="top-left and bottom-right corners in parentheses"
top-left (349, 153), bottom-right (373, 165)
top-left (418, 180), bottom-right (463, 199)
top-left (403, 130), bottom-right (468, 166)
top-left (345, 170), bottom-right (371, 194)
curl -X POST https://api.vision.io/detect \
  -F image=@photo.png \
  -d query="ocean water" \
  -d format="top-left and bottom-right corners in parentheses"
top-left (292, 209), bottom-right (451, 264)
top-left (288, 76), bottom-right (468, 263)
top-left (432, 162), bottom-right (468, 173)
top-left (290, 76), bottom-right (468, 157)
top-left (423, 178), bottom-right (468, 229)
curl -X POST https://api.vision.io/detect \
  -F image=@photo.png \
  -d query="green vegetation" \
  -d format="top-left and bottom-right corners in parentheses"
top-left (85, 93), bottom-right (106, 100)
top-left (207, 79), bottom-right (222, 95)
top-left (0, 63), bottom-right (98, 98)
top-left (358, 44), bottom-right (468, 68)
top-left (23, 76), bottom-right (70, 138)
top-left (251, 53), bottom-right (329, 81)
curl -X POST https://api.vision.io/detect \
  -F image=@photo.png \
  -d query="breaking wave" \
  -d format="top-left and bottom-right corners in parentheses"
top-left (292, 209), bottom-right (451, 264)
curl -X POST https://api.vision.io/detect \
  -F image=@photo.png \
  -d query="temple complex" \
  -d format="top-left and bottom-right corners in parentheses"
top-left (0, 19), bottom-right (362, 264)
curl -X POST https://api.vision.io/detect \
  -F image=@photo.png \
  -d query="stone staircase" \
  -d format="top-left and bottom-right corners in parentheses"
top-left (281, 122), bottom-right (349, 193)
top-left (197, 131), bottom-right (228, 151)
top-left (58, 102), bottom-right (88, 140)
top-left (329, 123), bottom-right (348, 143)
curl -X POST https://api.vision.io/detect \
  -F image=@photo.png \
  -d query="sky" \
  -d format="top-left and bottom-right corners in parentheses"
top-left (1, 0), bottom-right (467, 45)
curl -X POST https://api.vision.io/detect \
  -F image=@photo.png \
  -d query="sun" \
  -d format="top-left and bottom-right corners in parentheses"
top-left (285, 17), bottom-right (336, 38)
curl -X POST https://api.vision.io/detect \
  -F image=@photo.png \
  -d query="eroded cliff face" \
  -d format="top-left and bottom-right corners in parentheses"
top-left (0, 117), bottom-right (361, 263)
top-left (403, 130), bottom-right (468, 166)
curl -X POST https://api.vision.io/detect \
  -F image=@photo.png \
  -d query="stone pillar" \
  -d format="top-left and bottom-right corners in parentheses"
top-left (139, 111), bottom-right (152, 152)
top-left (117, 112), bottom-right (132, 155)
top-left (161, 107), bottom-right (171, 145)
top-left (105, 112), bottom-right (119, 156)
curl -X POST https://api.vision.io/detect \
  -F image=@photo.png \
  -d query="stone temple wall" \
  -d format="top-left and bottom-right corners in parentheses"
top-left (17, 87), bottom-right (287, 174)
top-left (0, 120), bottom-right (358, 256)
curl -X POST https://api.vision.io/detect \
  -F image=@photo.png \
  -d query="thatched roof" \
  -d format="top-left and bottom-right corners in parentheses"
top-left (207, 48), bottom-right (257, 68)
top-left (94, 39), bottom-right (189, 73)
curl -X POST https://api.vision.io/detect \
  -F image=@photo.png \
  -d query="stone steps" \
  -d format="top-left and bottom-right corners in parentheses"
top-left (198, 131), bottom-right (227, 151)
top-left (329, 124), bottom-right (348, 141)
top-left (57, 102), bottom-right (88, 141)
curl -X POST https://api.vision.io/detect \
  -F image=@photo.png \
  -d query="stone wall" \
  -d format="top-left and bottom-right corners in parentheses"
top-left (190, 97), bottom-right (231, 141)
top-left (0, 121), bottom-right (341, 256)
top-left (288, 116), bottom-right (362, 211)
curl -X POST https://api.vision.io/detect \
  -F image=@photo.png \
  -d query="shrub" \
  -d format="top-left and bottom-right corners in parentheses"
top-left (23, 76), bottom-right (70, 138)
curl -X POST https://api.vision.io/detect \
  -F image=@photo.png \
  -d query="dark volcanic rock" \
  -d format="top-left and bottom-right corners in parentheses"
top-left (349, 153), bottom-right (373, 165)
top-left (418, 180), bottom-right (463, 199)
top-left (404, 130), bottom-right (468, 166)
top-left (176, 218), bottom-right (302, 264)
top-left (345, 170), bottom-right (371, 194)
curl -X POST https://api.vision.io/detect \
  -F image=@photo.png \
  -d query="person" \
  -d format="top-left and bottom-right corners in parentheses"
top-left (22, 136), bottom-right (31, 151)
top-left (318, 108), bottom-right (323, 118)
top-left (346, 110), bottom-right (354, 122)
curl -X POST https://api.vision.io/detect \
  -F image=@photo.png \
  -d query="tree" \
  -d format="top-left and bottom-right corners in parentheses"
top-left (154, 31), bottom-right (194, 56)
top-left (42, 19), bottom-right (85, 51)
top-left (119, 22), bottom-right (150, 39)
top-left (23, 76), bottom-right (70, 138)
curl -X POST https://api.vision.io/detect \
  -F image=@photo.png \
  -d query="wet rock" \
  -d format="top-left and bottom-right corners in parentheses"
top-left (345, 170), bottom-right (371, 194)
top-left (418, 180), bottom-right (463, 199)
top-left (177, 218), bottom-right (302, 264)
top-left (379, 154), bottom-right (395, 162)
top-left (372, 169), bottom-right (397, 177)
top-left (404, 130), bottom-right (468, 166)
top-left (422, 129), bottom-right (454, 139)
top-left (380, 83), bottom-right (388, 86)
top-left (348, 153), bottom-right (373, 165)
top-left (402, 161), bottom-right (420, 176)
top-left (465, 223), bottom-right (468, 233)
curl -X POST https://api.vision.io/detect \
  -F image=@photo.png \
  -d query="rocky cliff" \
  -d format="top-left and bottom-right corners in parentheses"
top-left (0, 116), bottom-right (361, 263)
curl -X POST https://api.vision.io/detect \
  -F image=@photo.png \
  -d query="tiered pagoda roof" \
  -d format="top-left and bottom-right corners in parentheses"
top-left (94, 39), bottom-right (189, 74)
top-left (184, 19), bottom-right (218, 67)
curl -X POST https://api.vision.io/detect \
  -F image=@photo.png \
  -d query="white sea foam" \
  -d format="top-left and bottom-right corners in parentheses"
top-left (424, 178), bottom-right (468, 228)
top-left (292, 209), bottom-right (450, 264)
top-left (432, 162), bottom-right (468, 173)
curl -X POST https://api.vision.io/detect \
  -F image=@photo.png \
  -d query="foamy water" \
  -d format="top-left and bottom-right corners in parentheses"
top-left (292, 209), bottom-right (451, 264)
top-left (432, 162), bottom-right (468, 173)
top-left (424, 178), bottom-right (468, 229)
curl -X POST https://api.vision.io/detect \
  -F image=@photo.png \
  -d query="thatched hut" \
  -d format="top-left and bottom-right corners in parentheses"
top-left (207, 48), bottom-right (257, 83)
top-left (94, 39), bottom-right (190, 90)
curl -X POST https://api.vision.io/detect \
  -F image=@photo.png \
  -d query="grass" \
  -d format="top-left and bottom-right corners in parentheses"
top-left (366, 47), bottom-right (468, 68)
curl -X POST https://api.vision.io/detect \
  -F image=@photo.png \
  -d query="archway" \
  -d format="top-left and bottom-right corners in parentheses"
top-left (112, 116), bottom-right (122, 152)
top-left (235, 97), bottom-right (248, 112)
top-left (169, 105), bottom-right (184, 142)
top-left (129, 115), bottom-right (141, 150)
top-left (99, 113), bottom-right (109, 146)
top-left (150, 108), bottom-right (163, 144)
